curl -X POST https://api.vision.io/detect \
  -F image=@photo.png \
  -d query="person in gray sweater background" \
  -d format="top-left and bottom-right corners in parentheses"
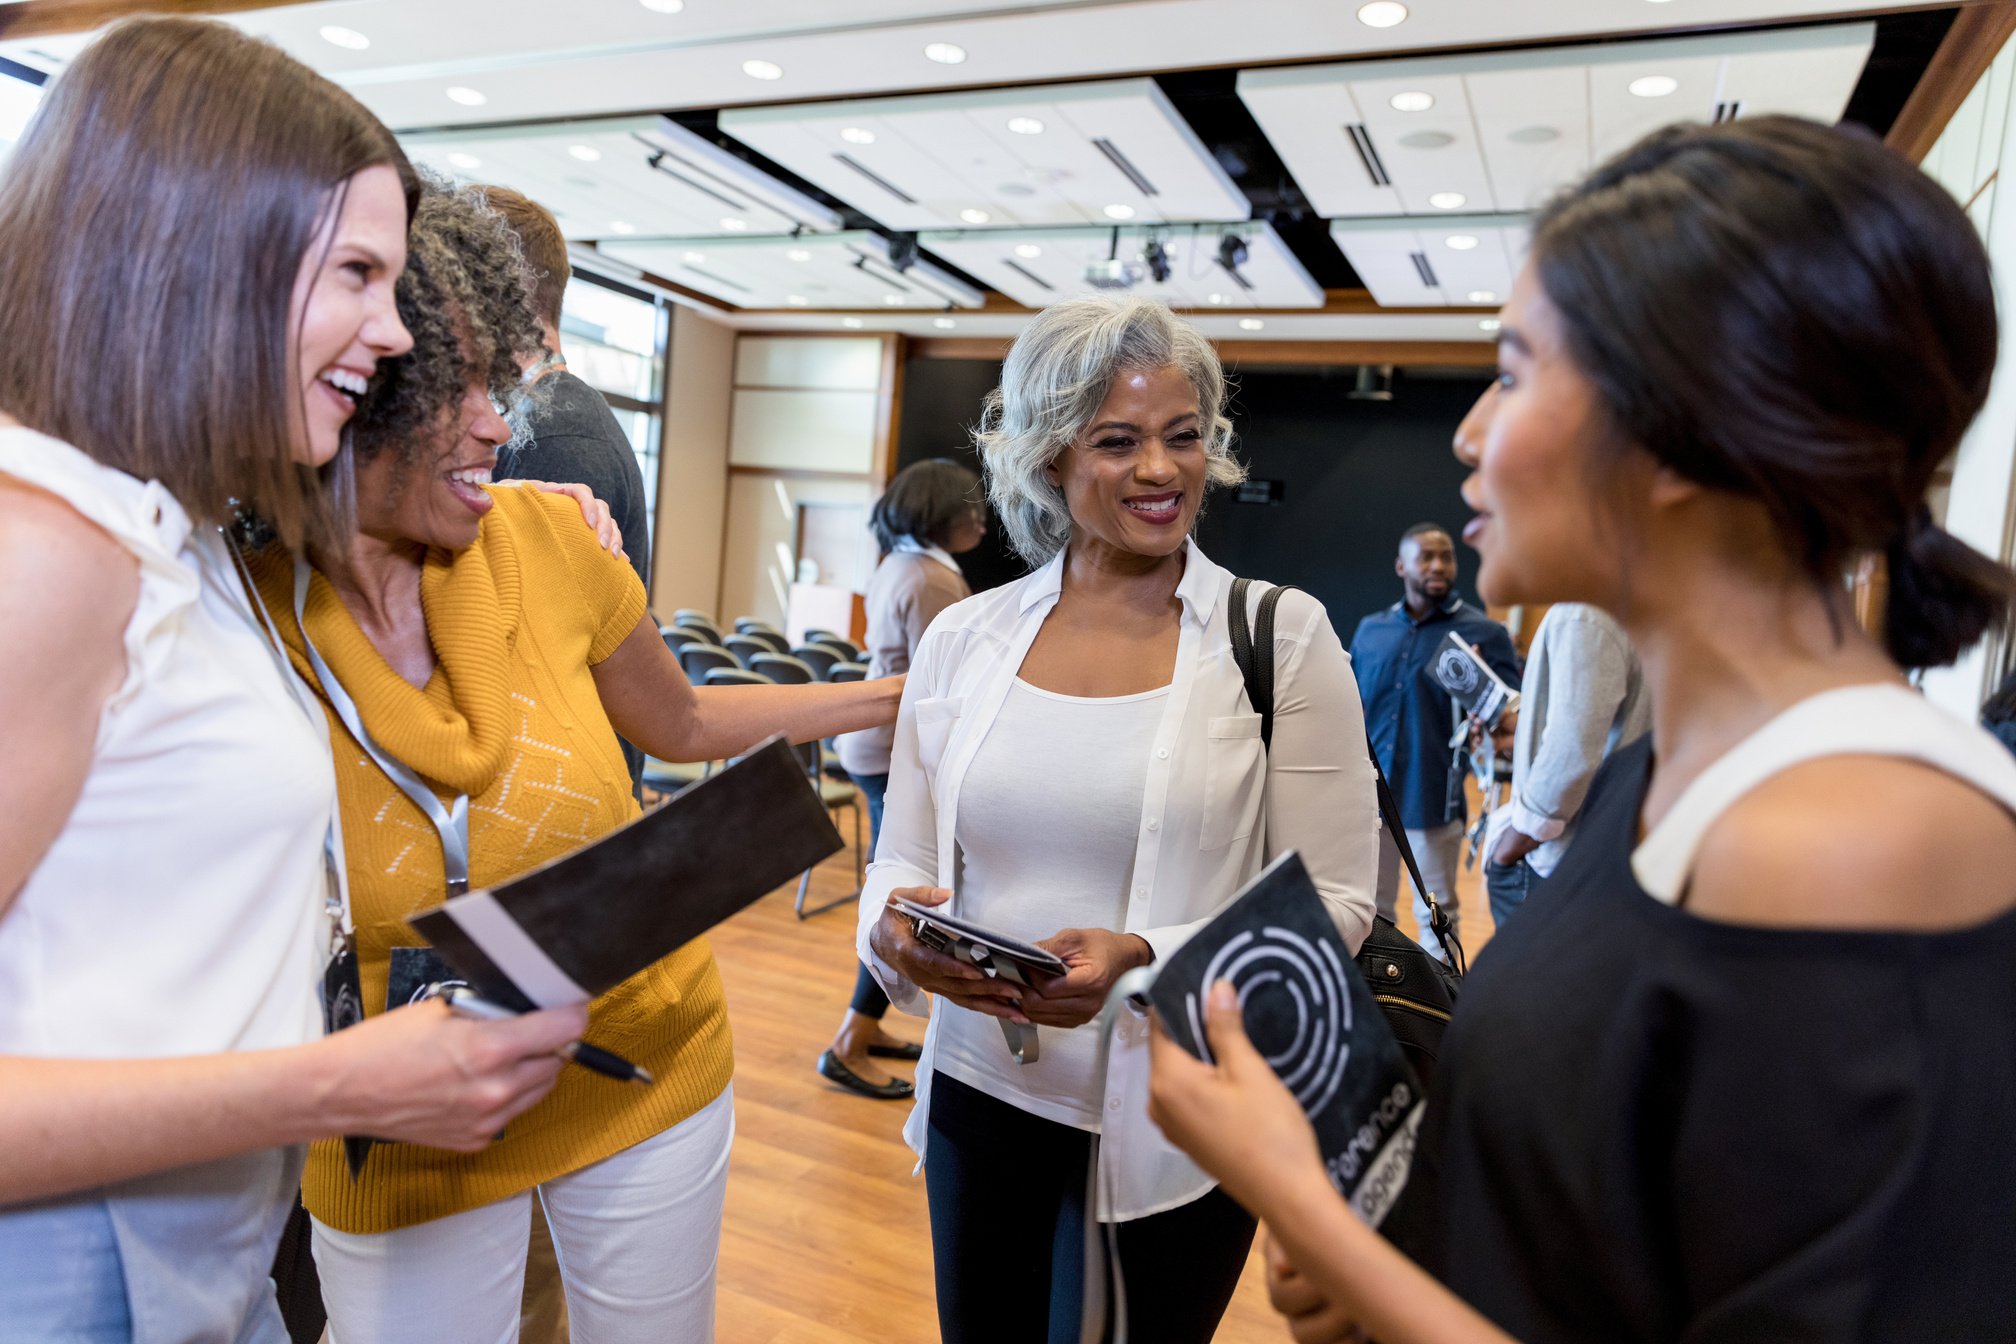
top-left (1484, 602), bottom-right (1651, 924)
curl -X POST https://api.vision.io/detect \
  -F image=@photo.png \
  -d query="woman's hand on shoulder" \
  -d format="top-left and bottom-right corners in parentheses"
top-left (1020, 927), bottom-right (1154, 1028)
top-left (305, 998), bottom-right (587, 1151)
top-left (867, 887), bottom-right (1029, 1022)
top-left (504, 479), bottom-right (625, 561)
top-left (1688, 756), bottom-right (2016, 931)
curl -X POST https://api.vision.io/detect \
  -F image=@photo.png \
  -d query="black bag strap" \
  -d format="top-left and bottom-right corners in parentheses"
top-left (1228, 577), bottom-right (1465, 974)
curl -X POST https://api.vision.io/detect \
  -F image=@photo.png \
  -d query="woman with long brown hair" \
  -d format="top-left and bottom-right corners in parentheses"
top-left (0, 21), bottom-right (587, 1340)
top-left (1150, 116), bottom-right (2016, 1343)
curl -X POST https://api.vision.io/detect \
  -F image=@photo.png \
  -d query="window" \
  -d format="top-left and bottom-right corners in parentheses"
top-left (0, 62), bottom-right (47, 168)
top-left (558, 274), bottom-right (669, 554)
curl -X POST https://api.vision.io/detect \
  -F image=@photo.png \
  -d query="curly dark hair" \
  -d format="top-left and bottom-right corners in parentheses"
top-left (350, 174), bottom-right (549, 470)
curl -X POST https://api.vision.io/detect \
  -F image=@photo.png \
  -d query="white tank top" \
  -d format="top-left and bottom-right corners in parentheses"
top-left (1632, 682), bottom-right (2016, 902)
top-left (0, 427), bottom-right (333, 1058)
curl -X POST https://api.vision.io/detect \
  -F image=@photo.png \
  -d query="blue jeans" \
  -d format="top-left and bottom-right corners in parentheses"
top-left (1485, 856), bottom-right (1536, 928)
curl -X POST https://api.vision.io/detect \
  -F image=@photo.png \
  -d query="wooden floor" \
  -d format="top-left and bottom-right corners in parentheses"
top-left (706, 816), bottom-right (1492, 1343)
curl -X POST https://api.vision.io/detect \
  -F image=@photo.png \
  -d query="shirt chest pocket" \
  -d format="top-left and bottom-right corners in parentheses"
top-left (912, 696), bottom-right (965, 792)
top-left (1200, 713), bottom-right (1265, 851)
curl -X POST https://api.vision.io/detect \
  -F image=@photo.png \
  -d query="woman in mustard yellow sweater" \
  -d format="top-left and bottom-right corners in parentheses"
top-left (251, 181), bottom-right (898, 1342)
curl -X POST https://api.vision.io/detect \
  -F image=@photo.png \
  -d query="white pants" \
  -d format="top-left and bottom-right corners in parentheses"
top-left (1375, 820), bottom-right (1465, 955)
top-left (313, 1084), bottom-right (734, 1344)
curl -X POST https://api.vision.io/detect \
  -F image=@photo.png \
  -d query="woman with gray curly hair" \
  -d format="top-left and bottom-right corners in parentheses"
top-left (856, 294), bottom-right (1379, 1341)
top-left (249, 180), bottom-right (901, 1342)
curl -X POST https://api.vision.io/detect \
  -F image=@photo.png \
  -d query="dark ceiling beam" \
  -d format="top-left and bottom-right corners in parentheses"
top-left (0, 0), bottom-right (296, 39)
top-left (1886, 0), bottom-right (2016, 162)
top-left (912, 336), bottom-right (1495, 367)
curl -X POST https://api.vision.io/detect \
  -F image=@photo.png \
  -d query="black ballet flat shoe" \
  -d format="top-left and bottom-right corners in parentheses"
top-left (817, 1049), bottom-right (914, 1100)
top-left (866, 1039), bottom-right (924, 1061)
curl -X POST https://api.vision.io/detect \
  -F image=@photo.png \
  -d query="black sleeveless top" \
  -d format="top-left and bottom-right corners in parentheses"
top-left (1382, 738), bottom-right (2016, 1342)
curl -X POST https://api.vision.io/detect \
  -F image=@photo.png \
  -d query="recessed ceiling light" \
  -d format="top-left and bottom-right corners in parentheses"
top-left (1104, 204), bottom-right (1136, 220)
top-left (960, 208), bottom-right (991, 225)
top-left (1389, 91), bottom-right (1434, 113)
top-left (786, 248), bottom-right (813, 262)
top-left (787, 295), bottom-right (809, 306)
top-left (445, 152), bottom-right (482, 171)
top-left (682, 251), bottom-right (705, 263)
top-left (742, 59), bottom-right (784, 80)
top-left (1467, 290), bottom-right (1497, 303)
top-left (1445, 234), bottom-right (1480, 251)
top-left (720, 217), bottom-right (749, 231)
top-left (884, 294), bottom-right (906, 305)
top-left (842, 317), bottom-right (865, 328)
top-left (639, 0), bottom-right (685, 11)
top-left (609, 221), bottom-right (637, 235)
top-left (445, 86), bottom-right (488, 107)
top-left (1507, 125), bottom-right (1560, 145)
top-left (924, 42), bottom-right (967, 65)
top-left (934, 317), bottom-right (957, 329)
top-left (1013, 243), bottom-right (1043, 259)
top-left (1357, 2), bottom-right (1409, 28)
top-left (319, 25), bottom-right (370, 50)
top-left (1238, 318), bottom-right (1265, 331)
top-left (840, 127), bottom-right (875, 145)
top-left (568, 145), bottom-right (602, 162)
top-left (1206, 294), bottom-right (1227, 305)
top-left (1629, 75), bottom-right (1679, 98)
top-left (1428, 191), bottom-right (1467, 210)
top-left (1007, 116), bottom-right (1045, 135)
top-left (1479, 318), bottom-right (1503, 332)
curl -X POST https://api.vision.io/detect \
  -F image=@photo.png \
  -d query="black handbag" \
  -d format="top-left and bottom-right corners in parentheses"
top-left (1228, 577), bottom-right (1464, 1086)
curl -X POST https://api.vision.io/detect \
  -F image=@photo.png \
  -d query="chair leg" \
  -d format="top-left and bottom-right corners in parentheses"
top-left (795, 802), bottom-right (865, 920)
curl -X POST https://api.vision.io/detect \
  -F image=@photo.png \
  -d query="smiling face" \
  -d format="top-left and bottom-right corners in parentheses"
top-left (1455, 263), bottom-right (1655, 609)
top-left (1049, 363), bottom-right (1208, 564)
top-left (289, 164), bottom-right (413, 468)
top-left (355, 375), bottom-right (512, 553)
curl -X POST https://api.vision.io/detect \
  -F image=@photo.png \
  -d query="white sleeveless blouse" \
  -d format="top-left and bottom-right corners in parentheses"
top-left (0, 427), bottom-right (333, 1058)
top-left (1632, 681), bottom-right (2016, 902)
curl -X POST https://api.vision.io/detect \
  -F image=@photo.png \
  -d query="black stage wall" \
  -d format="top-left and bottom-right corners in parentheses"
top-left (895, 356), bottom-right (1492, 633)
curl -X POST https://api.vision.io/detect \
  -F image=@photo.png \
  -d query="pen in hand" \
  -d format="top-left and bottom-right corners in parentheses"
top-left (440, 986), bottom-right (656, 1086)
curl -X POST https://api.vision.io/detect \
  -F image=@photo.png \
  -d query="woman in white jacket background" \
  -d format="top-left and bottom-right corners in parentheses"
top-left (857, 295), bottom-right (1379, 1344)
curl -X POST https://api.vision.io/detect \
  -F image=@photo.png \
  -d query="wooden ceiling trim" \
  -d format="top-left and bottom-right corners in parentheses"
top-left (1886, 0), bottom-right (2016, 162)
top-left (0, 0), bottom-right (295, 40)
top-left (911, 336), bottom-right (1497, 366)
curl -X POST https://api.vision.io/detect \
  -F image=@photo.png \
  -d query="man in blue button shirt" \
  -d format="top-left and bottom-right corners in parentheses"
top-left (1349, 522), bottom-right (1521, 954)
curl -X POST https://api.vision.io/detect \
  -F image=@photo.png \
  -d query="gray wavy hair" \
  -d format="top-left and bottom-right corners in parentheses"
top-left (974, 295), bottom-right (1244, 565)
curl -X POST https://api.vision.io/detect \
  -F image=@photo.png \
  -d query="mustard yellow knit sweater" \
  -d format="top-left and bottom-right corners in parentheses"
top-left (254, 486), bottom-right (733, 1233)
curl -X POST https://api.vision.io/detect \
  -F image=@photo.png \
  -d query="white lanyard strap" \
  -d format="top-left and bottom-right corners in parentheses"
top-left (290, 556), bottom-right (472, 899)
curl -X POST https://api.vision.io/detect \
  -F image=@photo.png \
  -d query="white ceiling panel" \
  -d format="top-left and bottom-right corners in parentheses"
top-left (1242, 23), bottom-right (1873, 219)
top-left (401, 116), bottom-right (839, 241)
top-left (0, 2), bottom-right (1918, 133)
top-left (919, 221), bottom-right (1321, 310)
top-left (599, 230), bottom-right (983, 310)
top-left (1330, 215), bottom-right (1529, 309)
top-left (719, 79), bottom-right (1248, 231)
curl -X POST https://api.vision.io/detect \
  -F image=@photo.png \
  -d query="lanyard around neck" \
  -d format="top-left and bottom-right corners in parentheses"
top-left (292, 555), bottom-right (471, 899)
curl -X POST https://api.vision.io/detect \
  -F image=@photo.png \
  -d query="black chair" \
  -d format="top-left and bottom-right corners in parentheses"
top-left (828, 662), bottom-right (868, 683)
top-left (750, 653), bottom-right (816, 686)
top-left (792, 644), bottom-right (843, 681)
top-left (679, 644), bottom-right (739, 685)
top-left (814, 635), bottom-right (862, 662)
top-left (792, 737), bottom-right (863, 918)
top-left (673, 608), bottom-right (717, 627)
top-left (739, 629), bottom-right (791, 657)
top-left (642, 756), bottom-right (708, 794)
top-left (734, 617), bottom-right (782, 637)
top-left (704, 667), bottom-right (772, 688)
top-left (804, 628), bottom-right (845, 646)
top-left (675, 615), bottom-right (725, 646)
top-left (661, 626), bottom-right (705, 656)
top-left (723, 634), bottom-right (774, 669)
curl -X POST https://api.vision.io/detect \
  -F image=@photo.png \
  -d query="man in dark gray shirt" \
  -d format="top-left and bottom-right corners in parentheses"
top-left (485, 187), bottom-right (652, 798)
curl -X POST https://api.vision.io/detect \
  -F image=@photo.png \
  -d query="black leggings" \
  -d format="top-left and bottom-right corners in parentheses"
top-left (924, 1072), bottom-right (1256, 1344)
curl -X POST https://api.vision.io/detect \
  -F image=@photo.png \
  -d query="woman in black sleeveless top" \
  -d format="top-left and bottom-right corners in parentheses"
top-left (1147, 116), bottom-right (2016, 1343)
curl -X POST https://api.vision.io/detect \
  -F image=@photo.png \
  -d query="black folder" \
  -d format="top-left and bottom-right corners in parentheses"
top-left (408, 736), bottom-right (843, 1011)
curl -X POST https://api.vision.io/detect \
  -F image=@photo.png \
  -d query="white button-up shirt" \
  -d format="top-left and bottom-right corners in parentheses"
top-left (857, 538), bottom-right (1379, 1220)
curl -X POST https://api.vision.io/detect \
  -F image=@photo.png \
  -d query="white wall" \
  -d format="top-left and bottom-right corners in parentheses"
top-left (1920, 36), bottom-right (2016, 715)
top-left (650, 307), bottom-right (734, 617)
